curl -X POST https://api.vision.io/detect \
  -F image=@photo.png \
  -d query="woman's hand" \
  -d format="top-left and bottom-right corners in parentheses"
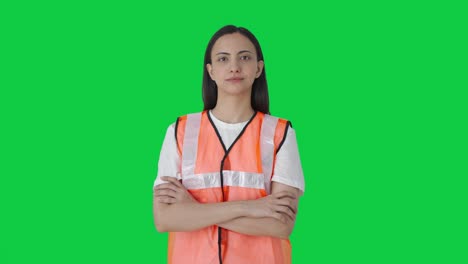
top-left (246, 191), bottom-right (297, 223)
top-left (153, 176), bottom-right (198, 204)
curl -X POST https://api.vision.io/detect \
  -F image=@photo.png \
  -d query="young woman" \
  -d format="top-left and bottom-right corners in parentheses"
top-left (153, 25), bottom-right (305, 264)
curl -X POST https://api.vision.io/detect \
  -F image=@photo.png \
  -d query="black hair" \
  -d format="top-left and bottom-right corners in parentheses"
top-left (202, 25), bottom-right (270, 114)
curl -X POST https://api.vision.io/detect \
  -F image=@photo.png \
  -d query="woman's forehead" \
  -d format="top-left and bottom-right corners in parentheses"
top-left (212, 33), bottom-right (256, 55)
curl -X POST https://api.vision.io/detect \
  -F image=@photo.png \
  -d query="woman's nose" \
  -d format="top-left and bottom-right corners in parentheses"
top-left (229, 60), bottom-right (241, 72)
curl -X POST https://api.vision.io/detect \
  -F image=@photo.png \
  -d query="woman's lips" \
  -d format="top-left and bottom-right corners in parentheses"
top-left (226, 78), bottom-right (244, 82)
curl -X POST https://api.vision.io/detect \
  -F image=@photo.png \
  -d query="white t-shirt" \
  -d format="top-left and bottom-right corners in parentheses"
top-left (154, 111), bottom-right (305, 193)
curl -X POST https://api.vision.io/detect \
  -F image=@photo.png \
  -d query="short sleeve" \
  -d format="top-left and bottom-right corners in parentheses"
top-left (153, 123), bottom-right (181, 187)
top-left (271, 127), bottom-right (305, 193)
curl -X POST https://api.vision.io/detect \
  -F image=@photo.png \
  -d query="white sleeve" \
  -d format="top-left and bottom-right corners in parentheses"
top-left (271, 127), bottom-right (305, 193)
top-left (153, 123), bottom-right (181, 187)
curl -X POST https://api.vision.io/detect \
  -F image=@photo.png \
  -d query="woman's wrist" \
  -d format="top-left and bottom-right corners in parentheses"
top-left (233, 200), bottom-right (251, 218)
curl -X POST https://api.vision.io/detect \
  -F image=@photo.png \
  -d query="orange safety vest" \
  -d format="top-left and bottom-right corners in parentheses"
top-left (168, 110), bottom-right (292, 264)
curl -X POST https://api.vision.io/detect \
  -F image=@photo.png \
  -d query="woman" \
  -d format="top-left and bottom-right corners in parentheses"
top-left (153, 25), bottom-right (305, 264)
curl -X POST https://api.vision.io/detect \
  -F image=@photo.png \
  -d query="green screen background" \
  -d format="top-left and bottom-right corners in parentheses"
top-left (2, 0), bottom-right (466, 263)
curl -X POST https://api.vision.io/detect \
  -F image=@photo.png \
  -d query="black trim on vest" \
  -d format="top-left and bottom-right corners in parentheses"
top-left (276, 121), bottom-right (291, 155)
top-left (208, 113), bottom-right (227, 152)
top-left (174, 117), bottom-right (180, 146)
top-left (207, 110), bottom-right (258, 264)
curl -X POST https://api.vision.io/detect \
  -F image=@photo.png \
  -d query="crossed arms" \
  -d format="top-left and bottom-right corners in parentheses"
top-left (152, 176), bottom-right (301, 239)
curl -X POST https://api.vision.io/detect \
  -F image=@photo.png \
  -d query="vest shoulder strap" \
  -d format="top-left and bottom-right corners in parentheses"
top-left (175, 112), bottom-right (203, 176)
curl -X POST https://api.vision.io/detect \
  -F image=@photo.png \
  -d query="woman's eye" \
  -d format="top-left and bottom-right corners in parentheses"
top-left (240, 56), bottom-right (250, 60)
top-left (218, 57), bottom-right (227, 62)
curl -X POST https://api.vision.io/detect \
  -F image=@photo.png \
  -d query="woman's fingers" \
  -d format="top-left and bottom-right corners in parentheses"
top-left (157, 196), bottom-right (177, 204)
top-left (272, 212), bottom-right (288, 224)
top-left (154, 188), bottom-right (177, 198)
top-left (154, 179), bottom-right (197, 204)
top-left (160, 176), bottom-right (184, 188)
top-left (272, 191), bottom-right (296, 200)
top-left (275, 198), bottom-right (297, 214)
top-left (275, 204), bottom-right (295, 221)
top-left (269, 193), bottom-right (298, 221)
top-left (154, 183), bottom-right (181, 192)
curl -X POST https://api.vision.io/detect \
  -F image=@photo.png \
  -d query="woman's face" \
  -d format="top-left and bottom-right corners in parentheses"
top-left (207, 33), bottom-right (264, 97)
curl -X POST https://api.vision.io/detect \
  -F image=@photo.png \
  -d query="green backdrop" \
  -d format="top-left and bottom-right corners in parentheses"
top-left (2, 0), bottom-right (467, 263)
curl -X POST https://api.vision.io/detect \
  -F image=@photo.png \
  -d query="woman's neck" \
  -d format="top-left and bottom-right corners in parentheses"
top-left (211, 94), bottom-right (255, 124)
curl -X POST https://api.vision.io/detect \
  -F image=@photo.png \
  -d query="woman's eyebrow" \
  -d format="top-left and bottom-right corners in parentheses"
top-left (215, 50), bottom-right (254, 56)
top-left (238, 50), bottom-right (253, 54)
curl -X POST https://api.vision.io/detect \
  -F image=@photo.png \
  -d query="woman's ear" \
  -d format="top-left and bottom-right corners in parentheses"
top-left (256, 60), bottom-right (264, 78)
top-left (206, 64), bottom-right (214, 80)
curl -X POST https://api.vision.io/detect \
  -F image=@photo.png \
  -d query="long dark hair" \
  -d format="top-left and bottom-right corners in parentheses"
top-left (202, 25), bottom-right (270, 114)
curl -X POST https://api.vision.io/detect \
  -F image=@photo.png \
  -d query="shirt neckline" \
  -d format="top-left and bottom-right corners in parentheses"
top-left (208, 110), bottom-right (249, 129)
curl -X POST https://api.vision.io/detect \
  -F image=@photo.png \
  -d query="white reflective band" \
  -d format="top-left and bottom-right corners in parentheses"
top-left (182, 113), bottom-right (202, 176)
top-left (182, 171), bottom-right (265, 190)
top-left (260, 114), bottom-right (279, 194)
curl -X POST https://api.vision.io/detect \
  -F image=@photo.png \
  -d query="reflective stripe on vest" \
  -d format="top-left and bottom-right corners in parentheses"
top-left (260, 114), bottom-right (279, 194)
top-left (169, 110), bottom-right (291, 264)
